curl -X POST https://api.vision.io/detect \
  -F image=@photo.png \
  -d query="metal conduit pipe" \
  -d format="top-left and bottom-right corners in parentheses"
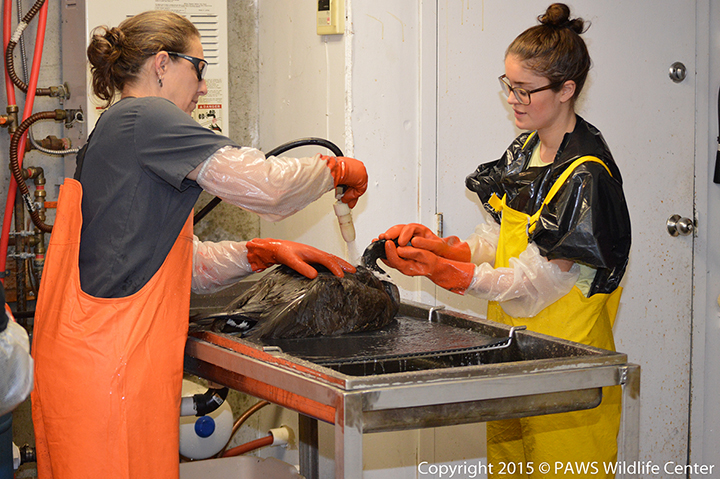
top-left (8, 110), bottom-right (65, 233)
top-left (15, 0), bottom-right (30, 97)
top-left (4, 0), bottom-right (51, 96)
top-left (29, 133), bottom-right (80, 156)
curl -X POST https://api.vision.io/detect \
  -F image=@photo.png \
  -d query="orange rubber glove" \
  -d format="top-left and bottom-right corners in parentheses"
top-left (320, 155), bottom-right (368, 208)
top-left (382, 240), bottom-right (474, 294)
top-left (247, 238), bottom-right (355, 279)
top-left (378, 223), bottom-right (471, 263)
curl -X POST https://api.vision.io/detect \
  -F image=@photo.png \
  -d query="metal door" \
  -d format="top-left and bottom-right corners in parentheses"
top-left (430, 0), bottom-right (696, 471)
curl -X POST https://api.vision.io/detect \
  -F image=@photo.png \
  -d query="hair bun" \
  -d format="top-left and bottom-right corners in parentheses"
top-left (538, 3), bottom-right (585, 34)
top-left (103, 26), bottom-right (125, 49)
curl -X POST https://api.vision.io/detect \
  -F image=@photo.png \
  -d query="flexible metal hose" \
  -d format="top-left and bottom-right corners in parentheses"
top-left (4, 0), bottom-right (51, 96)
top-left (9, 110), bottom-right (62, 233)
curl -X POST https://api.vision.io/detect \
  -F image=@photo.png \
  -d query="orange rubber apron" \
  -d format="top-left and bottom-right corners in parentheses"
top-left (486, 157), bottom-right (622, 479)
top-left (31, 178), bottom-right (193, 479)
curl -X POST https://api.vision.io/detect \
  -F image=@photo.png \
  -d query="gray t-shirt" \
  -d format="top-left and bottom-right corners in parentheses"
top-left (76, 96), bottom-right (239, 298)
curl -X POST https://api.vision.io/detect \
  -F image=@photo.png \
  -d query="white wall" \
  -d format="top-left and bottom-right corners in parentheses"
top-left (259, 0), bottom-right (425, 300)
top-left (258, 2), bottom-right (351, 256)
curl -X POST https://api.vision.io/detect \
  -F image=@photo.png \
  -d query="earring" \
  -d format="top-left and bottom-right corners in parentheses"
top-left (158, 77), bottom-right (163, 88)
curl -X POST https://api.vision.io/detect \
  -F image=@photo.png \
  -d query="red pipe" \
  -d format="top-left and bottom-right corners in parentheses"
top-left (221, 434), bottom-right (274, 458)
top-left (3, 0), bottom-right (15, 105)
top-left (0, 0), bottom-right (47, 282)
top-left (17, 1), bottom-right (47, 156)
top-left (0, 0), bottom-right (16, 284)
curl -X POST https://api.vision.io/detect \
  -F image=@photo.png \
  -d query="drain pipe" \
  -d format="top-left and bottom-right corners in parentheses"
top-left (180, 387), bottom-right (229, 417)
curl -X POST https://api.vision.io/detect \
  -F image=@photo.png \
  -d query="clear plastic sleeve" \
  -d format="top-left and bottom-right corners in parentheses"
top-left (465, 220), bottom-right (500, 266)
top-left (192, 236), bottom-right (254, 294)
top-left (465, 242), bottom-right (579, 317)
top-left (196, 146), bottom-right (334, 222)
top-left (0, 320), bottom-right (33, 416)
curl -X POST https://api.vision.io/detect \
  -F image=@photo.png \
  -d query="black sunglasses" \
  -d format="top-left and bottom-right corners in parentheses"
top-left (167, 52), bottom-right (208, 81)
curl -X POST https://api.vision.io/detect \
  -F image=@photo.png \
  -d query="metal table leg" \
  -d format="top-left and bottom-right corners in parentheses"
top-left (335, 394), bottom-right (364, 479)
top-left (299, 414), bottom-right (319, 479)
top-left (618, 364), bottom-right (641, 479)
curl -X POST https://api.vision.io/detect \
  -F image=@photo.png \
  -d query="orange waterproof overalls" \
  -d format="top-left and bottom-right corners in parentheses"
top-left (486, 157), bottom-right (623, 479)
top-left (31, 178), bottom-right (193, 479)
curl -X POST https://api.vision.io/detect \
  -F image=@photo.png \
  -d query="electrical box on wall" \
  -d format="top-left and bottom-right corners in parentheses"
top-left (61, 0), bottom-right (229, 176)
top-left (317, 0), bottom-right (344, 35)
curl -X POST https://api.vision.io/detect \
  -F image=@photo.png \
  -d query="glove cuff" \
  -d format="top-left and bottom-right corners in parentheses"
top-left (428, 258), bottom-right (475, 294)
top-left (320, 155), bottom-right (342, 188)
top-left (246, 238), bottom-right (276, 272)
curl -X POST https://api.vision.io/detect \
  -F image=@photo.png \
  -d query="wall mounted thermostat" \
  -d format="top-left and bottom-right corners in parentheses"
top-left (317, 0), bottom-right (344, 35)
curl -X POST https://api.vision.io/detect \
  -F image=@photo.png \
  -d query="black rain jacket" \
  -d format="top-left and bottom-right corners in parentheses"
top-left (465, 116), bottom-right (631, 295)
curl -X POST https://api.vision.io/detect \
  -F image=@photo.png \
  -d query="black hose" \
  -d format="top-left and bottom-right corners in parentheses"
top-left (193, 137), bottom-right (344, 224)
top-left (192, 387), bottom-right (229, 416)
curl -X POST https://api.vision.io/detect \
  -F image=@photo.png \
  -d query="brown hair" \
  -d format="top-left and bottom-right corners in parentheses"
top-left (86, 10), bottom-right (200, 106)
top-left (506, 3), bottom-right (591, 102)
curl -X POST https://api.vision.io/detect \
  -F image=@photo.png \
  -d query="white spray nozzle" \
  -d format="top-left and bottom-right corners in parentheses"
top-left (334, 187), bottom-right (356, 243)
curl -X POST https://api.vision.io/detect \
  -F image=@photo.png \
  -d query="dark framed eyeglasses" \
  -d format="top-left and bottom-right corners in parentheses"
top-left (499, 74), bottom-right (563, 106)
top-left (167, 52), bottom-right (208, 81)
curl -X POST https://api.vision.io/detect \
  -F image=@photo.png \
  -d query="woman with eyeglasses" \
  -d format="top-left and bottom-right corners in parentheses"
top-left (31, 10), bottom-right (367, 479)
top-left (378, 3), bottom-right (630, 477)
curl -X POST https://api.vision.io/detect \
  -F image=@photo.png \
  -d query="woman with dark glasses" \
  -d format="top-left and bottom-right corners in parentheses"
top-left (378, 4), bottom-right (630, 477)
top-left (31, 10), bottom-right (367, 479)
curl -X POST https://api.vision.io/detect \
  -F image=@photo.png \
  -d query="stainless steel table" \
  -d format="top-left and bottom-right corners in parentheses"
top-left (185, 285), bottom-right (640, 479)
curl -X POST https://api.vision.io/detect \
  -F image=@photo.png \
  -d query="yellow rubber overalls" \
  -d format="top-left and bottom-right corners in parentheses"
top-left (32, 179), bottom-right (193, 479)
top-left (486, 156), bottom-right (622, 479)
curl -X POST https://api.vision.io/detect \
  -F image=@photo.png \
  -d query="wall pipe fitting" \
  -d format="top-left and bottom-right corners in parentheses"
top-left (3, 105), bottom-right (17, 134)
top-left (27, 167), bottom-right (45, 288)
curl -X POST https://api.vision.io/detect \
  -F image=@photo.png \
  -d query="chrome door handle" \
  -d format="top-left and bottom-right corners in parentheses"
top-left (667, 214), bottom-right (694, 236)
